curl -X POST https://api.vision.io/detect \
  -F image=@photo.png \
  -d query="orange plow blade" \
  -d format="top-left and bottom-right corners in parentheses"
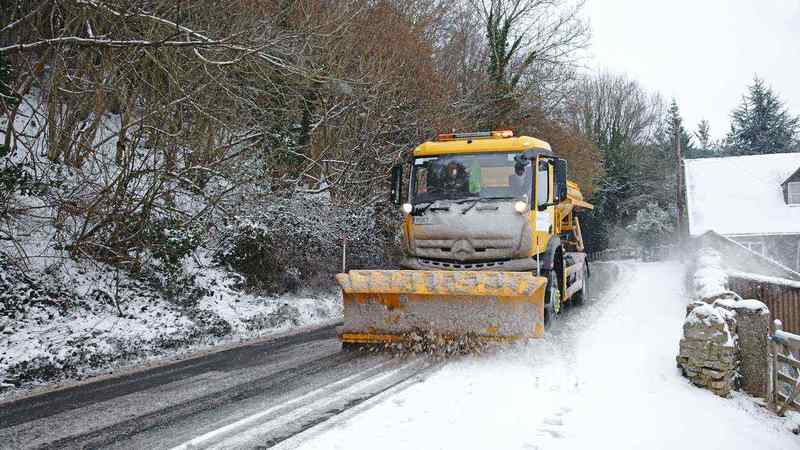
top-left (336, 270), bottom-right (547, 345)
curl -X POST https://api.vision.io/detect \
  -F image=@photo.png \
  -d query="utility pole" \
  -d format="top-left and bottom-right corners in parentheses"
top-left (675, 129), bottom-right (685, 250)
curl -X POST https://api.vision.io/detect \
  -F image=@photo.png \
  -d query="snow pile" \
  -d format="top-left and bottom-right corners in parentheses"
top-left (692, 247), bottom-right (730, 300)
top-left (187, 250), bottom-right (341, 337)
top-left (683, 303), bottom-right (736, 347)
top-left (720, 298), bottom-right (772, 313)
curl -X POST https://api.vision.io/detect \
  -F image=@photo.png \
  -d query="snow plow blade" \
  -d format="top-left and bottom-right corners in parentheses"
top-left (336, 270), bottom-right (547, 345)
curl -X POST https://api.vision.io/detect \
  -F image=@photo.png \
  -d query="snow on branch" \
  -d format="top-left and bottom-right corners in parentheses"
top-left (0, 36), bottom-right (227, 54)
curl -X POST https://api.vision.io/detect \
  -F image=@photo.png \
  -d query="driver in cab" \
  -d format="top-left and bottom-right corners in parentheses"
top-left (441, 161), bottom-right (470, 195)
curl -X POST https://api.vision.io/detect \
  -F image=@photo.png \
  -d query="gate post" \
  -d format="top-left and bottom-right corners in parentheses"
top-left (769, 320), bottom-right (782, 409)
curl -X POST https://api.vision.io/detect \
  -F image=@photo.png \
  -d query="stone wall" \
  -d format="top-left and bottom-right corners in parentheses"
top-left (679, 247), bottom-right (772, 398)
top-left (677, 303), bottom-right (738, 397)
top-left (715, 299), bottom-right (770, 397)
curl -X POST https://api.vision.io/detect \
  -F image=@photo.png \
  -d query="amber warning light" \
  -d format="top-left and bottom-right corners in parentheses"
top-left (435, 130), bottom-right (514, 141)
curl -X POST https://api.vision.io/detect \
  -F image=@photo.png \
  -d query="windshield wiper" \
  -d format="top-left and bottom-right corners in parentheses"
top-left (460, 196), bottom-right (515, 215)
top-left (413, 201), bottom-right (435, 214)
top-left (453, 196), bottom-right (480, 204)
top-left (416, 196), bottom-right (469, 212)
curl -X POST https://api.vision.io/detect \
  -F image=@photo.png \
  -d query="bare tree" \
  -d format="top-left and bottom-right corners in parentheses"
top-left (0, 1), bottom-right (336, 265)
top-left (469, 0), bottom-right (590, 126)
top-left (564, 71), bottom-right (665, 150)
top-left (0, 0), bottom-right (605, 289)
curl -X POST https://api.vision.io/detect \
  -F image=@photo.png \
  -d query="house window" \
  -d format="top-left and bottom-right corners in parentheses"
top-left (742, 241), bottom-right (765, 256)
top-left (789, 182), bottom-right (800, 205)
top-left (796, 241), bottom-right (800, 272)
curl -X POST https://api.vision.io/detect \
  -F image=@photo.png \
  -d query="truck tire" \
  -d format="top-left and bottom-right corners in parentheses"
top-left (572, 262), bottom-right (589, 306)
top-left (544, 269), bottom-right (562, 328)
top-left (341, 342), bottom-right (363, 352)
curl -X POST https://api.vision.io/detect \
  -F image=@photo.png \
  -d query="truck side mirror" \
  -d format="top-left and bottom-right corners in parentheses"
top-left (554, 159), bottom-right (568, 202)
top-left (390, 165), bottom-right (403, 205)
top-left (514, 160), bottom-right (526, 176)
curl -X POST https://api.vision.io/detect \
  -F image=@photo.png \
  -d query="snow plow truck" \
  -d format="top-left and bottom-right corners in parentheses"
top-left (336, 131), bottom-right (593, 346)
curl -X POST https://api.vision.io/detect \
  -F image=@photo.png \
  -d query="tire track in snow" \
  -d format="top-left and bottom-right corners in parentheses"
top-left (169, 355), bottom-right (442, 449)
top-left (29, 350), bottom-right (364, 449)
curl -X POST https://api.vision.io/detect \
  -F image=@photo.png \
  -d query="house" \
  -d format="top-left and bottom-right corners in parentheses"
top-left (684, 152), bottom-right (800, 272)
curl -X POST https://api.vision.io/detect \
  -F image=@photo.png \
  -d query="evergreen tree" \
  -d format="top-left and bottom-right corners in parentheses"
top-left (627, 201), bottom-right (674, 259)
top-left (685, 119), bottom-right (719, 158)
top-left (664, 99), bottom-right (694, 156)
top-left (725, 76), bottom-right (799, 155)
top-left (695, 119), bottom-right (711, 150)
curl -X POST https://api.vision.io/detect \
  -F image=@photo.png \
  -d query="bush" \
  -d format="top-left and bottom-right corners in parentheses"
top-left (132, 216), bottom-right (209, 306)
top-left (0, 254), bottom-right (74, 317)
top-left (215, 193), bottom-right (394, 293)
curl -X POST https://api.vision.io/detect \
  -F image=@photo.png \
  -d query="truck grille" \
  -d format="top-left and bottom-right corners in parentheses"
top-left (413, 238), bottom-right (515, 261)
top-left (418, 258), bottom-right (510, 270)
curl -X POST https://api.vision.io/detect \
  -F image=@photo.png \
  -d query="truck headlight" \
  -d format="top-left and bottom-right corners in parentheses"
top-left (402, 203), bottom-right (413, 215)
top-left (514, 201), bottom-right (528, 214)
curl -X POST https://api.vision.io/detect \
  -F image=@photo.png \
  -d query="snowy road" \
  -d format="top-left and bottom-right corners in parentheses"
top-left (278, 262), bottom-right (798, 450)
top-left (1, 262), bottom-right (796, 449)
top-left (0, 325), bottom-right (411, 449)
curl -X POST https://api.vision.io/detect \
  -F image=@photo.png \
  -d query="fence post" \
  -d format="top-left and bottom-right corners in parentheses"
top-left (341, 235), bottom-right (347, 273)
top-left (771, 319), bottom-right (783, 412)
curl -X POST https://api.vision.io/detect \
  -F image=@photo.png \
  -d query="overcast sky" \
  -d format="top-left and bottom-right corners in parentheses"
top-left (584, 0), bottom-right (800, 140)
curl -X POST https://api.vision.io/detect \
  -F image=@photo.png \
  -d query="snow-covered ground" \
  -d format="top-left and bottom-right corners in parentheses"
top-left (284, 262), bottom-right (798, 450)
top-left (0, 249), bottom-right (341, 398)
top-left (0, 92), bottom-right (362, 397)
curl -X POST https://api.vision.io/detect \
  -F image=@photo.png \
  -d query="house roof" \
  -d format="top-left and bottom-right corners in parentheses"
top-left (782, 166), bottom-right (800, 187)
top-left (684, 152), bottom-right (800, 236)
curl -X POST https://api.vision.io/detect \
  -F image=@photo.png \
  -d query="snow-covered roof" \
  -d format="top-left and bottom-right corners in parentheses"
top-left (783, 166), bottom-right (800, 186)
top-left (684, 153), bottom-right (800, 236)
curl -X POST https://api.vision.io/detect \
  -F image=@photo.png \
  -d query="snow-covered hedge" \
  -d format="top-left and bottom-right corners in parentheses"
top-left (692, 247), bottom-right (730, 301)
top-left (215, 193), bottom-right (397, 293)
top-left (0, 251), bottom-right (341, 394)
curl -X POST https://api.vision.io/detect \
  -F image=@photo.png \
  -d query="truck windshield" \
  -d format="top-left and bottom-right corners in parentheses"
top-left (411, 152), bottom-right (532, 204)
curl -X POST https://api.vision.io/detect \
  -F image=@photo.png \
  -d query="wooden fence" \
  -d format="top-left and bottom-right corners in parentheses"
top-left (769, 320), bottom-right (800, 414)
top-left (728, 275), bottom-right (800, 335)
top-left (587, 247), bottom-right (638, 262)
top-left (588, 245), bottom-right (678, 263)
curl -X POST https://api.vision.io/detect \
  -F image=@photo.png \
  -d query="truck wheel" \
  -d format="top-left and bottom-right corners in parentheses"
top-left (544, 269), bottom-right (562, 328)
top-left (341, 342), bottom-right (362, 352)
top-left (572, 262), bottom-right (589, 306)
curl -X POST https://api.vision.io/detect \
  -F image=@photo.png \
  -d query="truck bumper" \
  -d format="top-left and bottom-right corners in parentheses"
top-left (400, 256), bottom-right (539, 272)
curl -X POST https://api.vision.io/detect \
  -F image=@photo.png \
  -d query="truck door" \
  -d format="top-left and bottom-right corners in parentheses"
top-left (534, 158), bottom-right (553, 252)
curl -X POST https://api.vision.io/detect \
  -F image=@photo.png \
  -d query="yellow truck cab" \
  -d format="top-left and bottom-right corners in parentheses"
top-left (388, 130), bottom-right (593, 324)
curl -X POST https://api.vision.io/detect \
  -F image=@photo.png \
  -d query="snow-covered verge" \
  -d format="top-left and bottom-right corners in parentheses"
top-left (692, 246), bottom-right (731, 300)
top-left (0, 250), bottom-right (341, 400)
top-left (281, 262), bottom-right (800, 450)
top-left (727, 270), bottom-right (800, 289)
top-left (691, 245), bottom-right (800, 300)
top-left (0, 92), bottom-right (376, 399)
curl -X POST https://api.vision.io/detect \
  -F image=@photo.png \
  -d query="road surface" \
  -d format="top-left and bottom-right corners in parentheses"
top-left (285, 262), bottom-right (796, 450)
top-left (1, 262), bottom-right (795, 449)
